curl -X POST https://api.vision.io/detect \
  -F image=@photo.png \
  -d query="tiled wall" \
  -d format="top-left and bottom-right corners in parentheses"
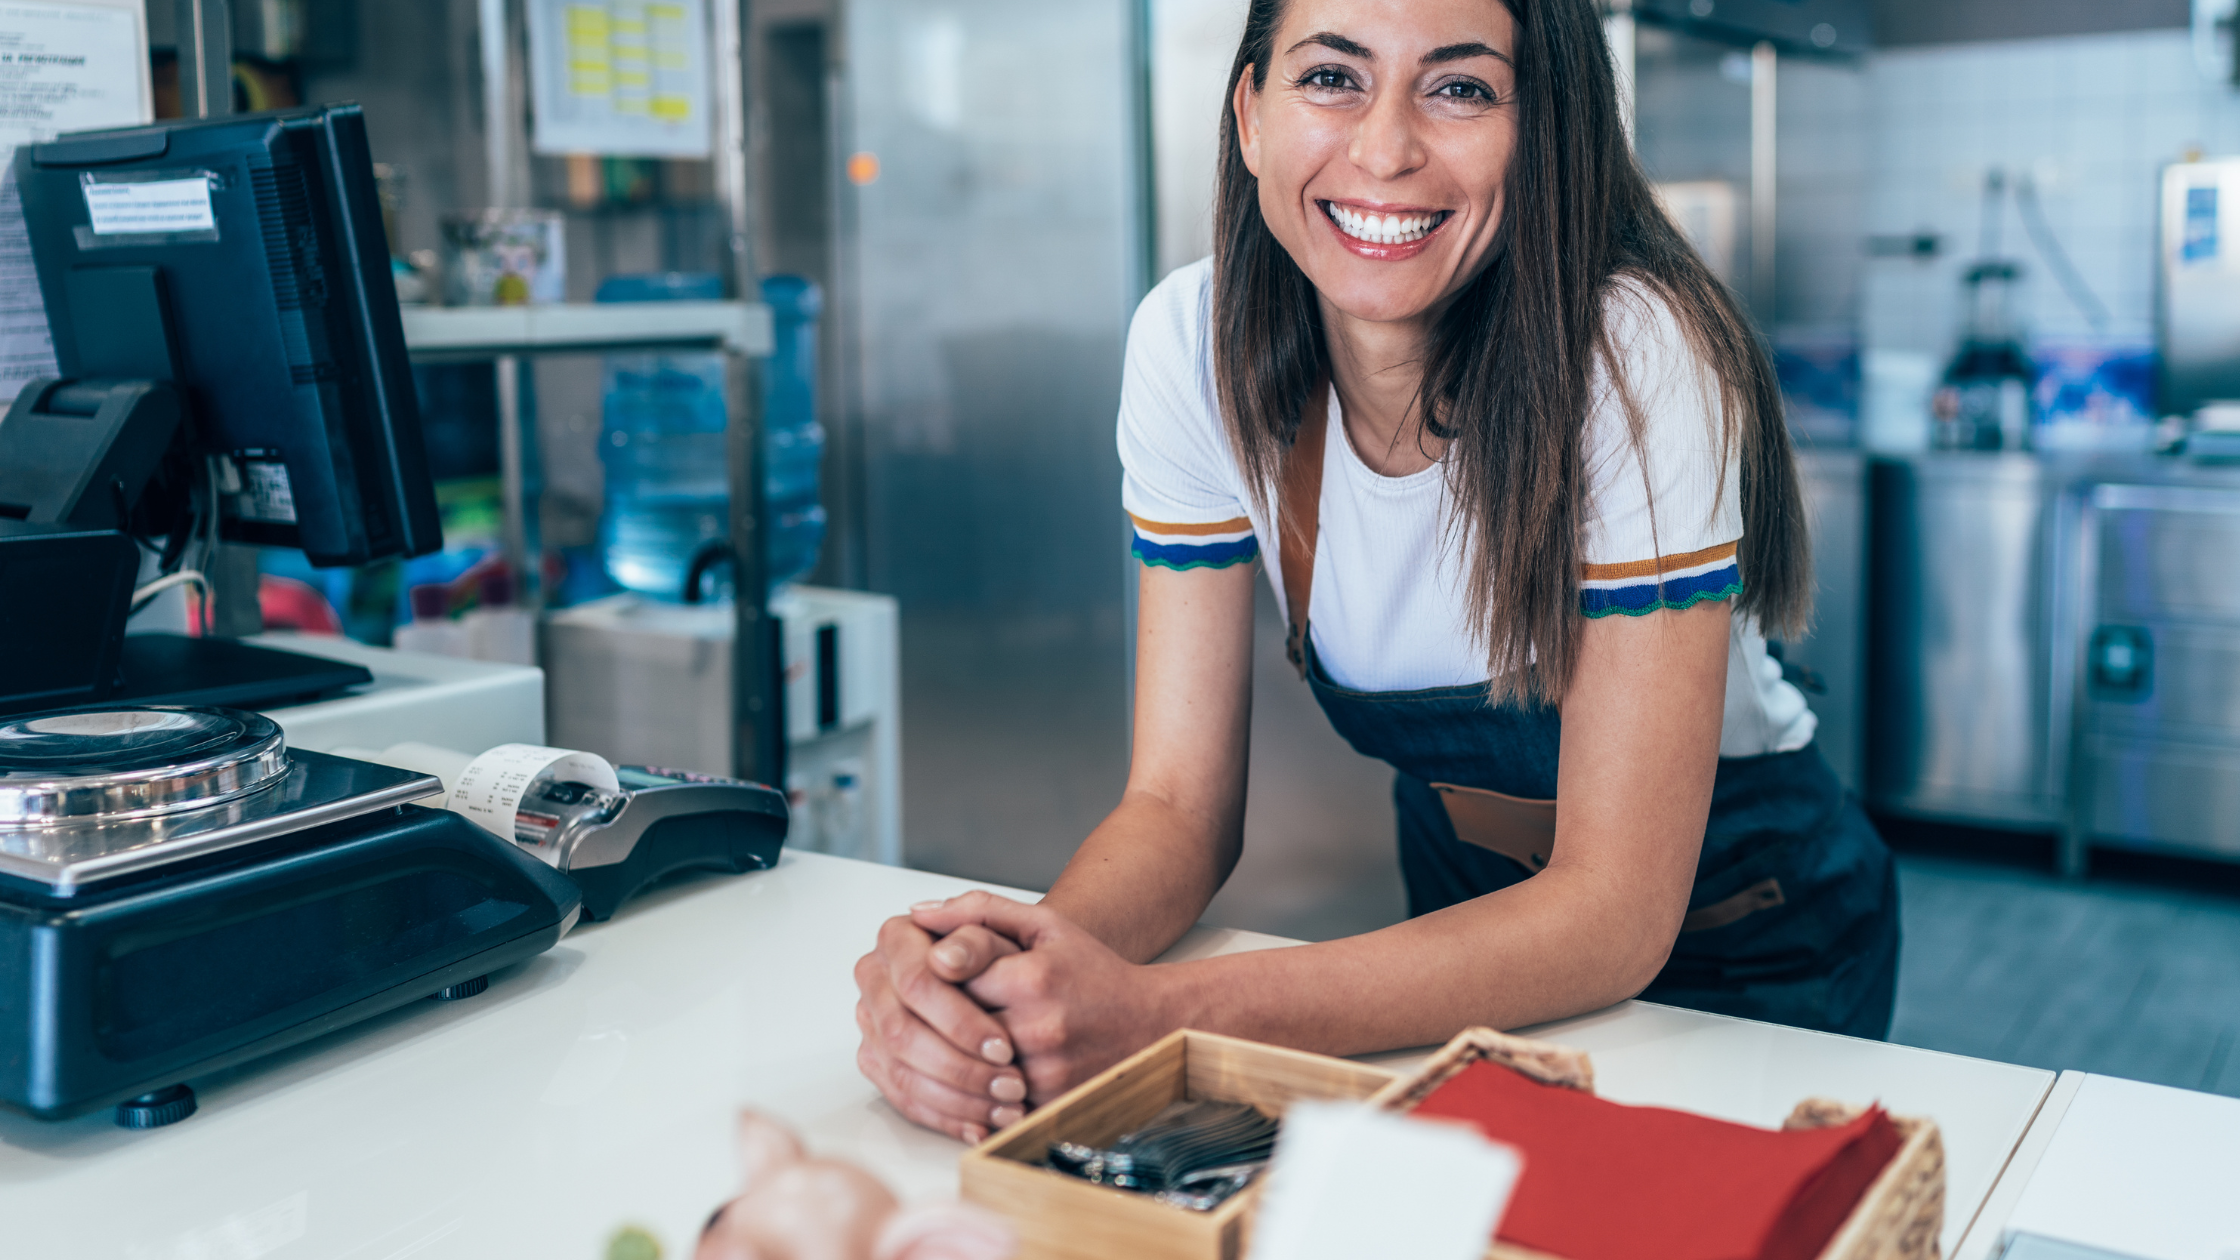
top-left (1829, 27), bottom-right (2240, 357)
top-left (1772, 56), bottom-right (1872, 334)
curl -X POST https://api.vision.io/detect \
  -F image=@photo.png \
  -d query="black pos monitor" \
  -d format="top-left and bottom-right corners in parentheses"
top-left (0, 103), bottom-right (442, 714)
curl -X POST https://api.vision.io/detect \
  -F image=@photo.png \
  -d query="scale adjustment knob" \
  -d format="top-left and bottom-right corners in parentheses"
top-left (431, 974), bottom-right (489, 1001)
top-left (115, 1084), bottom-right (197, 1129)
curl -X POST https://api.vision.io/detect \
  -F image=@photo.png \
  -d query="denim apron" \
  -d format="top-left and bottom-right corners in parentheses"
top-left (1278, 386), bottom-right (1900, 1040)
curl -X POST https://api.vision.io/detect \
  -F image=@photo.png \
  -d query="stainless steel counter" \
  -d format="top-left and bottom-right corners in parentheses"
top-left (1791, 447), bottom-right (1870, 792)
top-left (1866, 450), bottom-right (2240, 872)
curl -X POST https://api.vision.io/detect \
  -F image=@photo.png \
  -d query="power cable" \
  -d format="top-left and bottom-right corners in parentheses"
top-left (131, 569), bottom-right (209, 616)
top-left (2014, 174), bottom-right (2112, 336)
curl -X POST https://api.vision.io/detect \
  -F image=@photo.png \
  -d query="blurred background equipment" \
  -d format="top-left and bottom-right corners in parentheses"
top-left (441, 207), bottom-right (568, 306)
top-left (2158, 157), bottom-right (2240, 418)
top-left (1937, 259), bottom-right (2034, 452)
top-left (544, 584), bottom-right (900, 865)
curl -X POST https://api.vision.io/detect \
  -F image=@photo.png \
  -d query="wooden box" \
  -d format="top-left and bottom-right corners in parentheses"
top-left (958, 1028), bottom-right (1397, 1260)
top-left (1365, 1028), bottom-right (1949, 1260)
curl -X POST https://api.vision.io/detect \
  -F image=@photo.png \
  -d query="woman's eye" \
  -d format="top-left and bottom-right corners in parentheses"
top-left (1299, 67), bottom-right (1357, 91)
top-left (1432, 80), bottom-right (1495, 103)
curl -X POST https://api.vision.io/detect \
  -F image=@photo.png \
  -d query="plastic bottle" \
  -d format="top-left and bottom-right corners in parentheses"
top-left (820, 763), bottom-right (865, 856)
top-left (393, 584), bottom-right (471, 658)
top-left (761, 275), bottom-right (827, 589)
top-left (596, 272), bottom-right (825, 599)
top-left (597, 272), bottom-right (727, 599)
top-left (461, 566), bottom-right (536, 665)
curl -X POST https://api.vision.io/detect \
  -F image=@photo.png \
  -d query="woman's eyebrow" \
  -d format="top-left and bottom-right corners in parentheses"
top-left (1287, 31), bottom-right (1372, 59)
top-left (1423, 41), bottom-right (1511, 67)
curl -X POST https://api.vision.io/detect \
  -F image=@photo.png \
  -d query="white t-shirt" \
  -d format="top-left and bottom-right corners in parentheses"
top-left (1117, 258), bottom-right (1814, 759)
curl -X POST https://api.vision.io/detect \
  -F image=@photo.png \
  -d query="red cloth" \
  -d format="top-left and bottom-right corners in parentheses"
top-left (1411, 1062), bottom-right (1904, 1260)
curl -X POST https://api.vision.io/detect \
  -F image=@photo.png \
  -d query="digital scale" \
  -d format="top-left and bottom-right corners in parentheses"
top-left (0, 707), bottom-right (583, 1128)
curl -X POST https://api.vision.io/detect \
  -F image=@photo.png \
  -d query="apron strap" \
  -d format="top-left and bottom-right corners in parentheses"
top-left (1279, 380), bottom-right (1331, 680)
top-left (1294, 391), bottom-right (1576, 875)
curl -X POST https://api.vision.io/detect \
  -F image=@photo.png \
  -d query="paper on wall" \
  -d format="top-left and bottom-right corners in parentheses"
top-left (0, 0), bottom-right (153, 404)
top-left (446, 743), bottom-right (621, 861)
top-left (526, 0), bottom-right (712, 157)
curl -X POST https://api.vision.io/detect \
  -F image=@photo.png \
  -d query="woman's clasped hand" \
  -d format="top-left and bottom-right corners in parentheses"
top-left (852, 892), bottom-right (1169, 1142)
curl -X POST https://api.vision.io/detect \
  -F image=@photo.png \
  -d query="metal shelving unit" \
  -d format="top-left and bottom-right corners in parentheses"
top-left (399, 303), bottom-right (772, 360)
top-left (396, 299), bottom-right (784, 791)
top-left (391, 0), bottom-right (786, 792)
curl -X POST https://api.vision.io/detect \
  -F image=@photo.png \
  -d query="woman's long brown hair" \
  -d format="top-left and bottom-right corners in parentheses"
top-left (1212, 0), bottom-right (1808, 704)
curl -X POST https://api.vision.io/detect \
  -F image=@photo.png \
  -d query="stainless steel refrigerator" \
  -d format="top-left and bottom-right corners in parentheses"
top-left (824, 0), bottom-right (1151, 880)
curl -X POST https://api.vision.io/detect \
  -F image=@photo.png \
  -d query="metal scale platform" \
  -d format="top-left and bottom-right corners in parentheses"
top-left (0, 707), bottom-right (582, 1127)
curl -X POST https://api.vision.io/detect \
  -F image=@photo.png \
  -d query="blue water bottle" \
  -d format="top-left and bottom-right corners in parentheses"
top-left (760, 275), bottom-right (826, 589)
top-left (596, 273), bottom-right (825, 598)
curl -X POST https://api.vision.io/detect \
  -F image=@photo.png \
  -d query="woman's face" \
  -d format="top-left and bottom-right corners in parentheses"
top-left (1235, 0), bottom-right (1519, 327)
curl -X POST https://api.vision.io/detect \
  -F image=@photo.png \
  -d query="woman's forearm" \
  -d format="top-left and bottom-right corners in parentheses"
top-left (1149, 861), bottom-right (1680, 1055)
top-left (1038, 788), bottom-right (1242, 964)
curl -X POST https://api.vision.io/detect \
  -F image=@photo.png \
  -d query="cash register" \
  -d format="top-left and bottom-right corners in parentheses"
top-left (0, 105), bottom-right (585, 1130)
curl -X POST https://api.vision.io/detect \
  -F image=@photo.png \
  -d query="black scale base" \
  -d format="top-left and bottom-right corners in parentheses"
top-left (106, 975), bottom-right (493, 1128)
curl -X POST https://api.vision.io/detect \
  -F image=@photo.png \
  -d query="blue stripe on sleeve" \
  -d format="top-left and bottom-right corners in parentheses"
top-left (1579, 564), bottom-right (1744, 617)
top-left (1132, 533), bottom-right (1259, 571)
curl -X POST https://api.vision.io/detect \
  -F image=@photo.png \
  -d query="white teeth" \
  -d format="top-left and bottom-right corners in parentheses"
top-left (1326, 203), bottom-right (1439, 245)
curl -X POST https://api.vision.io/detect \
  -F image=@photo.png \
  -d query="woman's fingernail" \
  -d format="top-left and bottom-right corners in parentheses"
top-left (990, 1074), bottom-right (1026, 1103)
top-left (981, 1037), bottom-right (1013, 1065)
top-left (990, 1105), bottom-right (1025, 1129)
top-left (961, 1123), bottom-right (988, 1144)
top-left (932, 942), bottom-right (967, 970)
top-left (911, 900), bottom-right (942, 912)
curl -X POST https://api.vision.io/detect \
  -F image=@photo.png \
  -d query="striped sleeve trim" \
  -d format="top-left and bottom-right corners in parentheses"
top-left (1130, 514), bottom-right (1259, 571)
top-left (1579, 540), bottom-right (1737, 582)
top-left (1579, 540), bottom-right (1743, 618)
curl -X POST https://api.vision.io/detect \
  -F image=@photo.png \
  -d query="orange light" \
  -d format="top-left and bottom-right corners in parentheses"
top-left (846, 151), bottom-right (881, 186)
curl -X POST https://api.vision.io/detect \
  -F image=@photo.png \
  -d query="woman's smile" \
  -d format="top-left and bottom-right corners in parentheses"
top-left (1318, 198), bottom-right (1455, 259)
top-left (1233, 0), bottom-right (1519, 325)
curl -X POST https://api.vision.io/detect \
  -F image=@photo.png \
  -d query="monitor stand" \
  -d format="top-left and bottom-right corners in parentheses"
top-left (109, 634), bottom-right (373, 711)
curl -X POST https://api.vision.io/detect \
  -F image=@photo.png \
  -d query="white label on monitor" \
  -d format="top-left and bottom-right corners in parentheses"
top-left (82, 177), bottom-right (214, 235)
top-left (237, 458), bottom-right (297, 523)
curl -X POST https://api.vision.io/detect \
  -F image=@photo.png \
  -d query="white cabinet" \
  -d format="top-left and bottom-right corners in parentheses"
top-left (541, 587), bottom-right (900, 864)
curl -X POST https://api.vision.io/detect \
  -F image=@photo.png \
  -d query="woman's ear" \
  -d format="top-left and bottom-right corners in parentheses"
top-left (1234, 67), bottom-right (1263, 178)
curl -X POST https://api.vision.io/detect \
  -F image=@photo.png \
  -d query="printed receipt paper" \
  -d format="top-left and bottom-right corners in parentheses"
top-left (446, 743), bottom-right (619, 863)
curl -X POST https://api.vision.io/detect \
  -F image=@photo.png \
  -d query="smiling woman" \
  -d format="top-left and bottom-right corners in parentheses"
top-left (850, 0), bottom-right (1900, 1146)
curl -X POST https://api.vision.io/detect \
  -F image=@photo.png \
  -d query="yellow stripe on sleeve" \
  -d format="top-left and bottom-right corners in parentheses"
top-left (1579, 539), bottom-right (1738, 582)
top-left (1127, 513), bottom-right (1253, 537)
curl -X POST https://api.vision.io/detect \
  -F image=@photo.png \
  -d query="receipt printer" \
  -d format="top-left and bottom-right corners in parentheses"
top-left (338, 743), bottom-right (789, 921)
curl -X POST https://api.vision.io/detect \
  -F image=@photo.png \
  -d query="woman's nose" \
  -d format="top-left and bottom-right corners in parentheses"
top-left (1347, 85), bottom-right (1427, 182)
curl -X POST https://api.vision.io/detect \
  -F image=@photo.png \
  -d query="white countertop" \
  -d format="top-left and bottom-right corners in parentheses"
top-left (0, 852), bottom-right (2054, 1259)
top-left (249, 631), bottom-right (547, 754)
top-left (1958, 1071), bottom-right (2240, 1260)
